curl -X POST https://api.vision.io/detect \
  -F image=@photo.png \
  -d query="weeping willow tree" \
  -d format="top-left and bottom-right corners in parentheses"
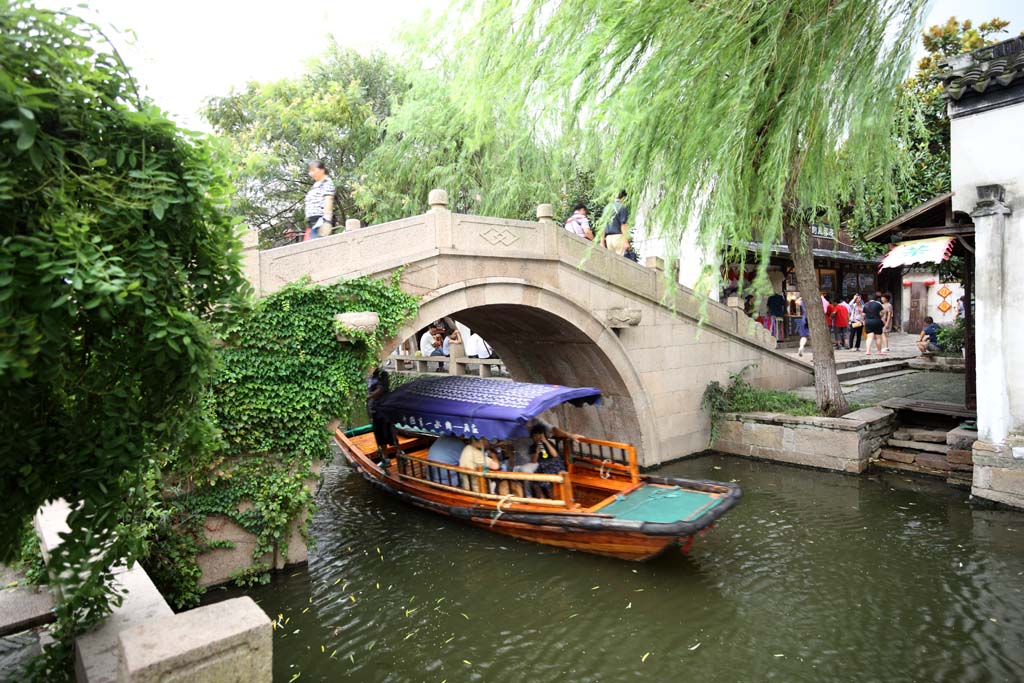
top-left (460, 0), bottom-right (927, 415)
top-left (354, 16), bottom-right (601, 224)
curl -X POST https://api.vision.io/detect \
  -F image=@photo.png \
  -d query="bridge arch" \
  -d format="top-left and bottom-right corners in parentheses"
top-left (387, 278), bottom-right (659, 462)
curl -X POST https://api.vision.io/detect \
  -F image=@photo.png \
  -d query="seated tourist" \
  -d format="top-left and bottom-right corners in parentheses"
top-left (916, 317), bottom-right (943, 355)
top-left (459, 438), bottom-right (500, 493)
top-left (530, 424), bottom-right (567, 498)
top-left (426, 435), bottom-right (464, 486)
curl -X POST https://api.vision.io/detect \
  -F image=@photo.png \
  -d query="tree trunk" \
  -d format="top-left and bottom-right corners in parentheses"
top-left (781, 216), bottom-right (849, 416)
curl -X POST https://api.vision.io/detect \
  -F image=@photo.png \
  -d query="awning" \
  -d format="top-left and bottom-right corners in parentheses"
top-left (375, 376), bottom-right (602, 441)
top-left (878, 236), bottom-right (955, 272)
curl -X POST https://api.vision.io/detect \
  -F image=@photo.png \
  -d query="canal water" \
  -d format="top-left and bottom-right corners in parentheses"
top-left (216, 451), bottom-right (1024, 682)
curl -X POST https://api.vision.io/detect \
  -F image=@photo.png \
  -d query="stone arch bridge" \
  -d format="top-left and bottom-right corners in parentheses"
top-left (242, 191), bottom-right (811, 466)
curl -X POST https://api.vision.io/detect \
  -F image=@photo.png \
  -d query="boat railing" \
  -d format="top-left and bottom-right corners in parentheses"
top-left (565, 437), bottom-right (640, 484)
top-left (393, 454), bottom-right (573, 508)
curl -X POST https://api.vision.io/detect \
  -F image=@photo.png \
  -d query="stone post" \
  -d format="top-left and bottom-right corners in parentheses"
top-left (345, 218), bottom-right (361, 232)
top-left (971, 186), bottom-right (1011, 448)
top-left (428, 189), bottom-right (454, 248)
top-left (536, 203), bottom-right (556, 226)
top-left (428, 189), bottom-right (449, 213)
top-left (970, 184), bottom-right (1024, 508)
top-left (645, 256), bottom-right (665, 272)
top-left (241, 228), bottom-right (261, 296)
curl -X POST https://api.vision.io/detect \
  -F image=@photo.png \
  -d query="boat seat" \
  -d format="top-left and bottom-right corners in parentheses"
top-left (570, 473), bottom-right (635, 493)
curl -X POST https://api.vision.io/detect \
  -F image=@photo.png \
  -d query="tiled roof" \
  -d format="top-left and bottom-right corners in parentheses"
top-left (942, 36), bottom-right (1024, 101)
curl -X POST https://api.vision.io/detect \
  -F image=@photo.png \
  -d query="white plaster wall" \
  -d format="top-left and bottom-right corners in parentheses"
top-left (898, 272), bottom-right (963, 327)
top-left (950, 102), bottom-right (1024, 215)
top-left (950, 100), bottom-right (1024, 440)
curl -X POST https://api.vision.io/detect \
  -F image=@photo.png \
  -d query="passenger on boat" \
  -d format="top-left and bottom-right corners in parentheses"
top-left (367, 367), bottom-right (397, 464)
top-left (512, 418), bottom-right (582, 470)
top-left (459, 438), bottom-right (500, 494)
top-left (530, 424), bottom-right (567, 498)
top-left (426, 435), bottom-right (464, 486)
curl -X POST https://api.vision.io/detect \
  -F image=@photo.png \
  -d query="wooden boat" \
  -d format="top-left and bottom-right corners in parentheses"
top-left (335, 376), bottom-right (740, 561)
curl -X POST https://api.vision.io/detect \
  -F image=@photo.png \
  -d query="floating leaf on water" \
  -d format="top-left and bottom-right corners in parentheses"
top-left (377, 583), bottom-right (380, 590)
top-left (293, 629), bottom-right (300, 635)
top-left (350, 654), bottom-right (355, 663)
top-left (990, 617), bottom-right (998, 623)
top-left (463, 660), bottom-right (472, 665)
top-left (436, 597), bottom-right (445, 604)
top-left (289, 674), bottom-right (301, 682)
top-left (568, 613), bottom-right (578, 619)
top-left (444, 636), bottom-right (455, 644)
top-left (774, 654), bottom-right (785, 657)
top-left (350, 596), bottom-right (356, 603)
top-left (713, 466), bottom-right (722, 470)
top-left (689, 643), bottom-right (701, 651)
top-left (635, 589), bottom-right (644, 592)
top-left (321, 645), bottom-right (325, 653)
top-left (591, 585), bottom-right (600, 590)
top-left (330, 650), bottom-right (337, 658)
top-left (641, 652), bottom-right (651, 663)
top-left (626, 602), bottom-right (632, 609)
top-left (302, 608), bottom-right (310, 614)
top-left (333, 578), bottom-right (341, 586)
top-left (461, 613), bottom-right (469, 620)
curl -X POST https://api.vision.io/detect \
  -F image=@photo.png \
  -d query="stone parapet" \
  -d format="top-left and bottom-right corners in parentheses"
top-left (117, 597), bottom-right (271, 683)
top-left (33, 501), bottom-right (273, 682)
top-left (714, 407), bottom-right (896, 473)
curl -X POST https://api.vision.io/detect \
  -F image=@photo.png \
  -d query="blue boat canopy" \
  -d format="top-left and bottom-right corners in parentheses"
top-left (375, 376), bottom-right (602, 441)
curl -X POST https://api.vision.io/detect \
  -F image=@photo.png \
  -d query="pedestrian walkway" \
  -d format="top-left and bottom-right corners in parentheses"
top-left (781, 332), bottom-right (921, 366)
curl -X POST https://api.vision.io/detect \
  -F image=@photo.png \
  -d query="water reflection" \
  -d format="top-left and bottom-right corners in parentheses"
top-left (210, 450), bottom-right (1024, 682)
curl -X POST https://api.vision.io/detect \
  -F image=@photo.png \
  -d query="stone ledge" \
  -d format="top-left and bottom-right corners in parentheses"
top-left (722, 408), bottom-right (891, 432)
top-left (118, 597), bottom-right (271, 683)
top-left (715, 408), bottom-right (895, 473)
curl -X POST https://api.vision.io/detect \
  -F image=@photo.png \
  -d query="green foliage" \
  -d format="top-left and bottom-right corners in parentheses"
top-left (204, 40), bottom-right (407, 246)
top-left (0, 4), bottom-right (246, 675)
top-left (848, 16), bottom-right (1013, 246)
top-left (14, 521), bottom-right (47, 587)
top-left (937, 318), bottom-right (966, 355)
top-left (353, 54), bottom-right (584, 224)
top-left (702, 367), bottom-right (821, 445)
top-left (145, 276), bottom-right (417, 607)
top-left (461, 0), bottom-right (929, 293)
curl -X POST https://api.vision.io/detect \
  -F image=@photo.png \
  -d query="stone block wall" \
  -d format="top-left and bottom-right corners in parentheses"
top-left (713, 406), bottom-right (896, 473)
top-left (34, 501), bottom-right (272, 683)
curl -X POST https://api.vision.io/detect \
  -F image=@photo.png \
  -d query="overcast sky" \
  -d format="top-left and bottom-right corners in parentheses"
top-left (36, 0), bottom-right (1024, 130)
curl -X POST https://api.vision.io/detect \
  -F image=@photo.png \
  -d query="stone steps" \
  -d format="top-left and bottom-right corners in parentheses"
top-left (840, 369), bottom-right (918, 387)
top-left (837, 359), bottom-right (910, 381)
top-left (892, 428), bottom-right (949, 443)
top-left (887, 438), bottom-right (949, 454)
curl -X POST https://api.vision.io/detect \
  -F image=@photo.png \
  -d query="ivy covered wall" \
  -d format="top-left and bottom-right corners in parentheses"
top-left (145, 276), bottom-right (417, 608)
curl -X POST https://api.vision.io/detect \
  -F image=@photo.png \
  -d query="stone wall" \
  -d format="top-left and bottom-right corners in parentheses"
top-left (195, 460), bottom-right (322, 588)
top-left (713, 406), bottom-right (896, 473)
top-left (34, 501), bottom-right (272, 683)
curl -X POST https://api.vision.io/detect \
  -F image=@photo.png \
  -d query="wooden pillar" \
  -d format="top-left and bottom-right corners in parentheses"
top-left (963, 248), bottom-right (976, 410)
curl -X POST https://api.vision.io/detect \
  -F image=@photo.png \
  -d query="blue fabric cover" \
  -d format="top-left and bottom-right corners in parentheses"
top-left (375, 376), bottom-right (602, 441)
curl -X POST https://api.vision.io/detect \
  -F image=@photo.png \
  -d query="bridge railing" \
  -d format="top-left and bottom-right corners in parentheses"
top-left (384, 354), bottom-right (510, 380)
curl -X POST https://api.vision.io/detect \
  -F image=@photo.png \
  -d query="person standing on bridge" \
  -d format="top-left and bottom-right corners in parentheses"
top-left (565, 203), bottom-right (594, 240)
top-left (303, 160), bottom-right (335, 241)
top-left (601, 190), bottom-right (631, 256)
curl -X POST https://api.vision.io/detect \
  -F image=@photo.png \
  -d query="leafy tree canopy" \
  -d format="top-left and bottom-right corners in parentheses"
top-left (849, 16), bottom-right (1013, 251)
top-left (0, 1), bottom-right (247, 671)
top-left (459, 0), bottom-right (928, 291)
top-left (204, 40), bottom-right (407, 246)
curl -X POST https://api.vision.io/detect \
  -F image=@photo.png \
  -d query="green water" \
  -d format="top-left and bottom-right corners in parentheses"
top-left (212, 452), bottom-right (1024, 682)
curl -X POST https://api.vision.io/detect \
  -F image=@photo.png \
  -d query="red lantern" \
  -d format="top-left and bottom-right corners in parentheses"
top-left (923, 278), bottom-right (936, 287)
top-left (902, 280), bottom-right (912, 288)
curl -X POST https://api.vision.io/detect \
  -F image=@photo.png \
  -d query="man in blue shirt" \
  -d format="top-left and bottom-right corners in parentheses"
top-left (602, 190), bottom-right (630, 256)
top-left (916, 317), bottom-right (943, 355)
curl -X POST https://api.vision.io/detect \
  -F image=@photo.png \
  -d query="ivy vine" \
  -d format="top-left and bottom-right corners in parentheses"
top-left (144, 275), bottom-right (417, 608)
